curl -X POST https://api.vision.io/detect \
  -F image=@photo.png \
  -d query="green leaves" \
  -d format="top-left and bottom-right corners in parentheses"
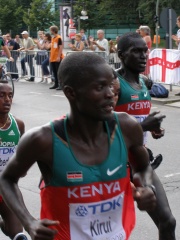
top-left (0, 0), bottom-right (57, 35)
top-left (23, 0), bottom-right (57, 31)
top-left (0, 0), bottom-right (23, 33)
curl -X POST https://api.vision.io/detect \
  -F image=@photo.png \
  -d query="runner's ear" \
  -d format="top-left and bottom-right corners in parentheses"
top-left (63, 85), bottom-right (76, 101)
top-left (118, 50), bottom-right (123, 60)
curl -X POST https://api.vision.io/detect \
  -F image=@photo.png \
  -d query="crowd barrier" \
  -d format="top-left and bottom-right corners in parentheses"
top-left (149, 49), bottom-right (180, 86)
top-left (66, 50), bottom-right (121, 69)
top-left (0, 50), bottom-right (121, 80)
top-left (0, 50), bottom-right (51, 80)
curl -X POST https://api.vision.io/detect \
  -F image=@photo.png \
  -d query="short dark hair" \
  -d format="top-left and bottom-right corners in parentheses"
top-left (117, 32), bottom-right (142, 53)
top-left (58, 52), bottom-right (107, 89)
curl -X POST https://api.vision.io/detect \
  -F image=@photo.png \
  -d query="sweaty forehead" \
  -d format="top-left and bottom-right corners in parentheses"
top-left (0, 84), bottom-right (12, 92)
top-left (90, 64), bottom-right (113, 78)
top-left (130, 38), bottom-right (147, 49)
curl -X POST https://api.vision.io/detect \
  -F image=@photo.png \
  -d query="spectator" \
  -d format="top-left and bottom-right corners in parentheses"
top-left (34, 31), bottom-right (48, 82)
top-left (6, 33), bottom-right (20, 80)
top-left (14, 35), bottom-right (22, 47)
top-left (34, 31), bottom-right (47, 68)
top-left (80, 29), bottom-right (89, 48)
top-left (139, 25), bottom-right (152, 50)
top-left (109, 36), bottom-right (121, 69)
top-left (49, 25), bottom-right (64, 90)
top-left (139, 25), bottom-right (152, 76)
top-left (68, 33), bottom-right (84, 51)
top-left (41, 33), bottom-right (52, 84)
top-left (89, 29), bottom-right (109, 62)
top-left (172, 16), bottom-right (180, 50)
top-left (18, 31), bottom-right (35, 82)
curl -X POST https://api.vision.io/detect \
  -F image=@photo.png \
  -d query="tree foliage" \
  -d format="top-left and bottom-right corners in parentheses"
top-left (73, 0), bottom-right (180, 31)
top-left (23, 0), bottom-right (58, 32)
top-left (0, 0), bottom-right (23, 34)
top-left (0, 0), bottom-right (57, 36)
top-left (73, 0), bottom-right (104, 30)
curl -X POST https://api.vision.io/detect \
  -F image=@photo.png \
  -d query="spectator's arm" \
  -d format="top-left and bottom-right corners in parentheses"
top-left (89, 41), bottom-right (95, 51)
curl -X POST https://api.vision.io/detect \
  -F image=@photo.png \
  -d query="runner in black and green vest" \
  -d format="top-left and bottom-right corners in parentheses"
top-left (0, 82), bottom-right (27, 240)
top-left (114, 32), bottom-right (176, 240)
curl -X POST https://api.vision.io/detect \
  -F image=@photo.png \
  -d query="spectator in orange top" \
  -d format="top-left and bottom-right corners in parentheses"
top-left (49, 26), bottom-right (64, 90)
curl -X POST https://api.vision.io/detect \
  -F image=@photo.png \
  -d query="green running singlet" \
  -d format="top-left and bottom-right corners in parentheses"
top-left (0, 113), bottom-right (20, 172)
top-left (40, 114), bottom-right (135, 240)
top-left (115, 74), bottom-right (151, 144)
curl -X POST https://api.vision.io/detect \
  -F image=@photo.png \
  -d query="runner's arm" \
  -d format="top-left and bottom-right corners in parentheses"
top-left (2, 45), bottom-right (12, 59)
top-left (15, 118), bottom-right (25, 136)
top-left (119, 113), bottom-right (156, 211)
top-left (120, 113), bottom-right (176, 239)
top-left (0, 126), bottom-right (58, 240)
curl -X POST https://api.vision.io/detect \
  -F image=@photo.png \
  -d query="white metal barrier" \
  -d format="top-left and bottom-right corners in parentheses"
top-left (0, 50), bottom-right (51, 80)
top-left (66, 50), bottom-right (121, 69)
top-left (0, 49), bottom-right (122, 80)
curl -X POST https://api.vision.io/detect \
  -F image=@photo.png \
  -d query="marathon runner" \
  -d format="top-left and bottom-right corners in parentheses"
top-left (0, 82), bottom-right (27, 240)
top-left (114, 32), bottom-right (176, 240)
top-left (0, 53), bottom-right (156, 240)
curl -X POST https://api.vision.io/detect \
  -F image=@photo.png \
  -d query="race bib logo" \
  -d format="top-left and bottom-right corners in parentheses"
top-left (75, 206), bottom-right (88, 217)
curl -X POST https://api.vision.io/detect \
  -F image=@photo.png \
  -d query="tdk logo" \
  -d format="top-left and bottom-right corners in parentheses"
top-left (75, 195), bottom-right (123, 217)
top-left (88, 196), bottom-right (122, 215)
top-left (75, 206), bottom-right (88, 217)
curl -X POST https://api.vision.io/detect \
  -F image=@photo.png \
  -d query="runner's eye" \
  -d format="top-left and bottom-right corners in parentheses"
top-left (97, 85), bottom-right (104, 91)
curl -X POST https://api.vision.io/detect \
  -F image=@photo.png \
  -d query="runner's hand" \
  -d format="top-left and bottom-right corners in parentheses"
top-left (132, 175), bottom-right (156, 212)
top-left (151, 128), bottom-right (165, 139)
top-left (141, 111), bottom-right (166, 132)
top-left (28, 219), bottom-right (59, 240)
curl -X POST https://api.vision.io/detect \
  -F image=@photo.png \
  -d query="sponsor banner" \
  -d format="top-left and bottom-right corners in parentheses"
top-left (149, 49), bottom-right (180, 84)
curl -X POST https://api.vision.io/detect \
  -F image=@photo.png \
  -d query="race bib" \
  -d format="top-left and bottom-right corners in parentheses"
top-left (133, 114), bottom-right (148, 145)
top-left (0, 146), bottom-right (16, 172)
top-left (53, 43), bottom-right (58, 48)
top-left (69, 193), bottom-right (126, 240)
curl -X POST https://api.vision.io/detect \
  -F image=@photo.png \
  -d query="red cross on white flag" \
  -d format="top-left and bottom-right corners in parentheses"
top-left (149, 49), bottom-right (180, 84)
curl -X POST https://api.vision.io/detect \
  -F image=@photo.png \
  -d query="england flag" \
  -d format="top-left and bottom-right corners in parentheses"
top-left (149, 49), bottom-right (180, 85)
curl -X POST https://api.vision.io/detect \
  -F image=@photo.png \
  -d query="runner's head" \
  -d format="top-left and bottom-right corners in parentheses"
top-left (58, 52), bottom-right (115, 121)
top-left (117, 32), bottom-right (148, 73)
top-left (112, 71), bottom-right (120, 109)
top-left (0, 82), bottom-right (13, 114)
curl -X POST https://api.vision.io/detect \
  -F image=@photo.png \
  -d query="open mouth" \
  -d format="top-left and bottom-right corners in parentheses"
top-left (102, 102), bottom-right (114, 112)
